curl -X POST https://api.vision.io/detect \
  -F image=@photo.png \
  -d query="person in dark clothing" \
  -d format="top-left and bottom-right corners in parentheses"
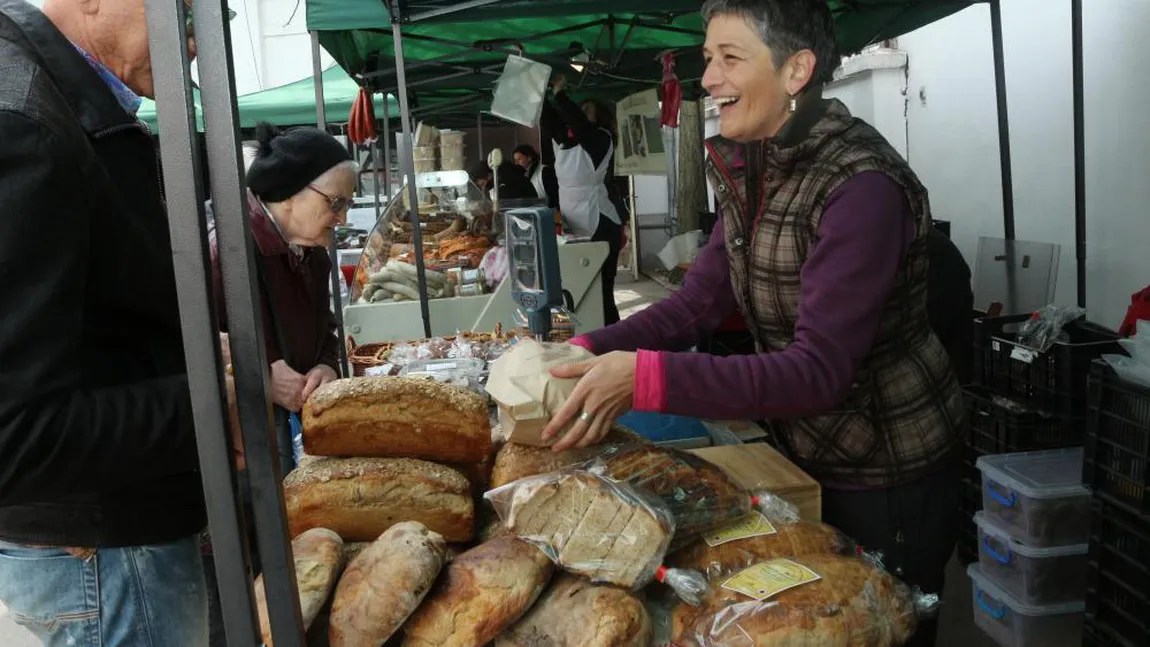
top-left (541, 76), bottom-right (627, 325)
top-left (513, 143), bottom-right (561, 209)
top-left (468, 158), bottom-right (539, 202)
top-left (928, 227), bottom-right (975, 383)
top-left (0, 0), bottom-right (216, 643)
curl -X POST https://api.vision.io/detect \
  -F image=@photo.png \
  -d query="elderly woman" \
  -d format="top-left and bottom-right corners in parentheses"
top-left (543, 2), bottom-right (963, 645)
top-left (210, 123), bottom-right (354, 474)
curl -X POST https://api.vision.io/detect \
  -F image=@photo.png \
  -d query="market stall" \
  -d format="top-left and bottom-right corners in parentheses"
top-left (142, 0), bottom-right (1107, 644)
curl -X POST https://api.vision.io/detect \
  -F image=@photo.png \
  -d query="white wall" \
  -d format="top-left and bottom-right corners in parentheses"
top-left (891, 1), bottom-right (1150, 327)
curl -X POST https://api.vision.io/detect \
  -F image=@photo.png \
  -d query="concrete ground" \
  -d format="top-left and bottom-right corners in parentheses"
top-left (0, 276), bottom-right (993, 647)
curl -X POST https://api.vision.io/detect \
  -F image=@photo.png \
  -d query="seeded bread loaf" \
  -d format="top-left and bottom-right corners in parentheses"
top-left (254, 528), bottom-right (344, 646)
top-left (284, 457), bottom-right (474, 542)
top-left (489, 425), bottom-right (644, 488)
top-left (303, 377), bottom-right (491, 463)
top-left (495, 573), bottom-right (652, 647)
top-left (402, 537), bottom-right (553, 647)
top-left (329, 522), bottom-right (448, 647)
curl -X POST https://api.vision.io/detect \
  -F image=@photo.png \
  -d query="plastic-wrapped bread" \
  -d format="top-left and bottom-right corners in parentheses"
top-left (596, 444), bottom-right (799, 552)
top-left (402, 537), bottom-right (554, 647)
top-left (254, 528), bottom-right (344, 646)
top-left (284, 457), bottom-right (474, 542)
top-left (672, 553), bottom-right (927, 646)
top-left (488, 425), bottom-right (644, 489)
top-left (329, 522), bottom-right (448, 647)
top-left (485, 468), bottom-right (707, 603)
top-left (302, 377), bottom-right (491, 463)
top-left (495, 573), bottom-right (653, 647)
top-left (669, 519), bottom-right (853, 580)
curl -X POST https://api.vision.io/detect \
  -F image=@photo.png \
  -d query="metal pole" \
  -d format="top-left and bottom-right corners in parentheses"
top-left (144, 2), bottom-right (263, 645)
top-left (477, 110), bottom-right (484, 161)
top-left (196, 1), bottom-right (307, 644)
top-left (393, 22), bottom-right (434, 338)
top-left (1071, 0), bottom-right (1086, 308)
top-left (371, 93), bottom-right (383, 224)
top-left (383, 99), bottom-right (392, 198)
top-left (989, 0), bottom-right (1016, 240)
top-left (628, 175), bottom-right (639, 280)
top-left (311, 32), bottom-right (352, 375)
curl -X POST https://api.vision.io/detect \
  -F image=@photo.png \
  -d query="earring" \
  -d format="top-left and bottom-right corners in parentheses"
top-left (789, 95), bottom-right (797, 113)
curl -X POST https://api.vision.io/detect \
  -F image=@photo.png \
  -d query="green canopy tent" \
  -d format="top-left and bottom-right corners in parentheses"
top-left (136, 64), bottom-right (397, 131)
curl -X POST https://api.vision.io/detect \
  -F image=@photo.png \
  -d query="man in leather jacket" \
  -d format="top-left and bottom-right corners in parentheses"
top-left (0, 0), bottom-right (212, 644)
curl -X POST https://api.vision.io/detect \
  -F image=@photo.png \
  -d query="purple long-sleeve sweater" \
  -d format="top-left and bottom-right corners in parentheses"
top-left (573, 171), bottom-right (915, 421)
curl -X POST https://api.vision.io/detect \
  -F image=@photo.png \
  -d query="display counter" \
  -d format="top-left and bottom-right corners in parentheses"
top-left (343, 240), bottom-right (609, 343)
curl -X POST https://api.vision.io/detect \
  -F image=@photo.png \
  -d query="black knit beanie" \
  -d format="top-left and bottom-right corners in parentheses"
top-left (246, 122), bottom-right (353, 202)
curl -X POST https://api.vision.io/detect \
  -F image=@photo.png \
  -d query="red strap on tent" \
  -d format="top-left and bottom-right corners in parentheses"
top-left (660, 52), bottom-right (682, 128)
top-left (1119, 285), bottom-right (1150, 337)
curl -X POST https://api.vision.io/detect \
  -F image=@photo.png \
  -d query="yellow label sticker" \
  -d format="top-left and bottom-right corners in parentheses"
top-left (704, 512), bottom-right (778, 547)
top-left (721, 559), bottom-right (822, 601)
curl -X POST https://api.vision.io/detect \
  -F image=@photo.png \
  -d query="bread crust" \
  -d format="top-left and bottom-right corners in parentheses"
top-left (671, 554), bottom-right (916, 647)
top-left (328, 522), bottom-right (448, 647)
top-left (494, 573), bottom-right (653, 647)
top-left (303, 377), bottom-right (491, 463)
top-left (254, 528), bottom-right (344, 646)
top-left (284, 457), bottom-right (474, 542)
top-left (402, 537), bottom-right (554, 647)
top-left (668, 520), bottom-right (850, 580)
top-left (489, 426), bottom-right (643, 489)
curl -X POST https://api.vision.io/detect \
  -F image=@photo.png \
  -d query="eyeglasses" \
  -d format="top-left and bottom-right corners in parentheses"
top-left (184, 4), bottom-right (238, 39)
top-left (308, 186), bottom-right (353, 214)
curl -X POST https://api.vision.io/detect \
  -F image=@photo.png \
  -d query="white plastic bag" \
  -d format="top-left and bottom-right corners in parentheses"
top-left (490, 55), bottom-right (552, 127)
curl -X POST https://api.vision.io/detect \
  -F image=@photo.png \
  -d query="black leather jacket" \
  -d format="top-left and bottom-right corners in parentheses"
top-left (0, 0), bottom-right (205, 546)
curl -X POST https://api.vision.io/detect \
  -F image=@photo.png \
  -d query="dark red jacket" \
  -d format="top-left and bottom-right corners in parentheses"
top-left (210, 193), bottom-right (340, 377)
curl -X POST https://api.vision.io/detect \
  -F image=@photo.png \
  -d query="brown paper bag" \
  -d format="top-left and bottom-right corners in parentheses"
top-left (485, 339), bottom-right (594, 446)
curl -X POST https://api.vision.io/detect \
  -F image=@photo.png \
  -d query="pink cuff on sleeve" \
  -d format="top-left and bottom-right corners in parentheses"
top-left (569, 335), bottom-right (595, 353)
top-left (632, 350), bottom-right (668, 412)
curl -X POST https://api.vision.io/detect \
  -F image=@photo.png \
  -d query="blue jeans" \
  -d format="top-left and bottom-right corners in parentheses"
top-left (0, 535), bottom-right (208, 647)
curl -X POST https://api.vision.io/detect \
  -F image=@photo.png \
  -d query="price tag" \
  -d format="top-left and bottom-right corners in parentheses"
top-left (704, 512), bottom-right (778, 547)
top-left (721, 559), bottom-right (822, 601)
top-left (1010, 346), bottom-right (1036, 364)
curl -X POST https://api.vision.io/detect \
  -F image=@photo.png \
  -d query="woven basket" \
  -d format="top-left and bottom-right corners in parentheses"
top-left (347, 325), bottom-right (510, 376)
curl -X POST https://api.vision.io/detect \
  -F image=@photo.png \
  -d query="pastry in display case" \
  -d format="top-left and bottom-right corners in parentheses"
top-left (351, 171), bottom-right (496, 304)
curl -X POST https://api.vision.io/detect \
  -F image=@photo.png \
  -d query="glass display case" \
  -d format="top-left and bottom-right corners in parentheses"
top-left (350, 170), bottom-right (496, 303)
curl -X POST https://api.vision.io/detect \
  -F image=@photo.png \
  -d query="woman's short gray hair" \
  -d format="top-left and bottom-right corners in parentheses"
top-left (702, 0), bottom-right (839, 86)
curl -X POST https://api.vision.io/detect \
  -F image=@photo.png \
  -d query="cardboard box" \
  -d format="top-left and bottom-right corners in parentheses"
top-left (688, 443), bottom-right (822, 522)
top-left (485, 339), bottom-right (594, 446)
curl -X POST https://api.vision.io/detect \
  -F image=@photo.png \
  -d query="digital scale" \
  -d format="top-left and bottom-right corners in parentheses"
top-left (505, 207), bottom-right (563, 340)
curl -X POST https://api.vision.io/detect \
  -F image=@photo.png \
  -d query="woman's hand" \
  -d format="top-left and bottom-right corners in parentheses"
top-left (551, 74), bottom-right (568, 96)
top-left (270, 360), bottom-right (308, 412)
top-left (542, 351), bottom-right (637, 452)
top-left (301, 364), bottom-right (339, 403)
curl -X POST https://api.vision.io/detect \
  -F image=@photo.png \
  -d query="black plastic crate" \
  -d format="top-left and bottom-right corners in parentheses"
top-left (1085, 362), bottom-right (1150, 518)
top-left (973, 314), bottom-right (1121, 418)
top-left (1085, 497), bottom-right (1150, 646)
top-left (964, 385), bottom-right (1086, 455)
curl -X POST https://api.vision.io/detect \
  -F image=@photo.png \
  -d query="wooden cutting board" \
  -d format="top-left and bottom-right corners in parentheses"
top-left (688, 442), bottom-right (822, 522)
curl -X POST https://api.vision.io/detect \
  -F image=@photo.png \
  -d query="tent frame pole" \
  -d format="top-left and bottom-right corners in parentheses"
top-left (390, 1), bottom-right (434, 338)
top-left (988, 0), bottom-right (1016, 241)
top-left (383, 98), bottom-right (392, 196)
top-left (144, 1), bottom-right (271, 645)
top-left (1071, 0), bottom-right (1086, 307)
top-left (407, 0), bottom-right (502, 23)
top-left (310, 31), bottom-right (352, 376)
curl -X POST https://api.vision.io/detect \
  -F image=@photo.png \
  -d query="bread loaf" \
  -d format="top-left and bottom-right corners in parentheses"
top-left (284, 457), bottom-right (474, 542)
top-left (303, 377), bottom-right (491, 463)
top-left (489, 425), bottom-right (644, 488)
top-left (601, 444), bottom-right (751, 551)
top-left (495, 573), bottom-right (652, 647)
top-left (499, 471), bottom-right (670, 589)
top-left (329, 522), bottom-right (448, 647)
top-left (402, 537), bottom-right (553, 647)
top-left (672, 554), bottom-right (916, 646)
top-left (669, 520), bottom-right (850, 580)
top-left (254, 528), bottom-right (344, 646)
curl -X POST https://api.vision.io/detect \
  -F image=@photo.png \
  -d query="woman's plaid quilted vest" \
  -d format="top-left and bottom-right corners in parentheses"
top-left (705, 97), bottom-right (965, 486)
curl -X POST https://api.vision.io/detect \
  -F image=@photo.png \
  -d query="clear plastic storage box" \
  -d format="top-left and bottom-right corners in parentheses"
top-left (968, 564), bottom-right (1084, 647)
top-left (974, 512), bottom-right (1089, 605)
top-left (976, 448), bottom-right (1091, 547)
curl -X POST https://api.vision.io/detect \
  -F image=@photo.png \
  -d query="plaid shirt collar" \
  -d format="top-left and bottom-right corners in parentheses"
top-left (71, 43), bottom-right (142, 116)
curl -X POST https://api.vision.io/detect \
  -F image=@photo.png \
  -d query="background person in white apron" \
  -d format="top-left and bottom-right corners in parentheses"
top-left (541, 75), bottom-right (629, 325)
top-left (513, 144), bottom-right (560, 210)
